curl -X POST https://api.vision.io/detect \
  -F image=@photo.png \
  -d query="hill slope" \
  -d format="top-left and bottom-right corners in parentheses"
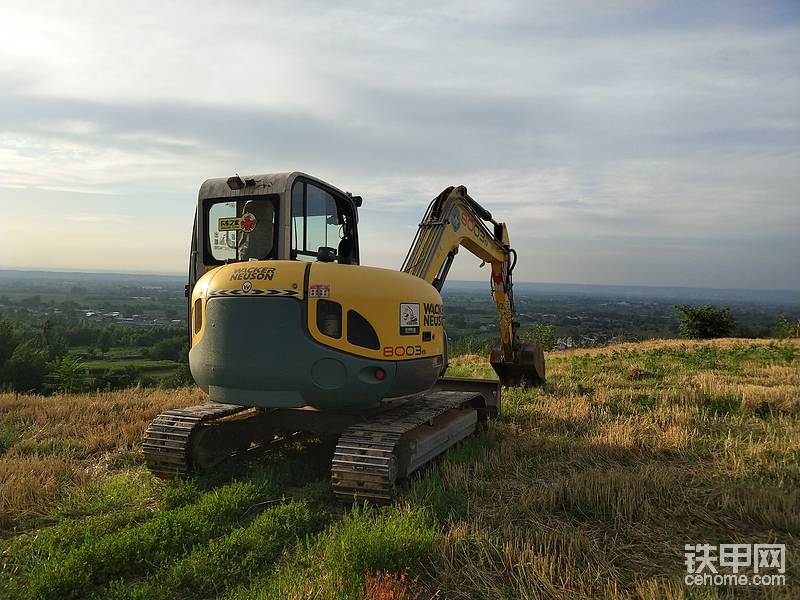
top-left (1, 338), bottom-right (798, 599)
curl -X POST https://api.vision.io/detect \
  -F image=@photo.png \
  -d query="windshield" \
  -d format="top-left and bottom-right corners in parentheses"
top-left (205, 196), bottom-right (279, 263)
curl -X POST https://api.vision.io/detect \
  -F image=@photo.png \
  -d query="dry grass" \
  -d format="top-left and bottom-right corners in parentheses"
top-left (420, 339), bottom-right (800, 598)
top-left (0, 387), bottom-right (200, 531)
top-left (555, 336), bottom-right (792, 357)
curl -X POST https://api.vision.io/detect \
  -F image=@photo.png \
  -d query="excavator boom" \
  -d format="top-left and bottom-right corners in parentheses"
top-left (402, 185), bottom-right (545, 386)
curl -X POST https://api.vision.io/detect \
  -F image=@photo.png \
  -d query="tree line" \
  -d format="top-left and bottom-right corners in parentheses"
top-left (0, 316), bottom-right (191, 394)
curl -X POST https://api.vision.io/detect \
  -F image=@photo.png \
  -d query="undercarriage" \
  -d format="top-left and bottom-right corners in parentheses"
top-left (143, 378), bottom-right (499, 502)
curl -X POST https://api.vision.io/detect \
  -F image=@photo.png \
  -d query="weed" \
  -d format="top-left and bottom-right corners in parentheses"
top-left (227, 504), bottom-right (437, 600)
top-left (55, 469), bottom-right (158, 518)
top-left (102, 500), bottom-right (324, 600)
top-left (363, 568), bottom-right (420, 600)
top-left (17, 480), bottom-right (269, 600)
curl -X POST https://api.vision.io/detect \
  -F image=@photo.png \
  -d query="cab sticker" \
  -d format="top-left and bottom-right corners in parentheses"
top-left (241, 212), bottom-right (257, 233)
top-left (309, 284), bottom-right (330, 298)
top-left (218, 212), bottom-right (257, 232)
top-left (400, 303), bottom-right (420, 335)
top-left (242, 281), bottom-right (252, 292)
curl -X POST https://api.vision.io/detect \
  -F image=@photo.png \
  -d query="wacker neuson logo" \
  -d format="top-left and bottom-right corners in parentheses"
top-left (684, 543), bottom-right (786, 587)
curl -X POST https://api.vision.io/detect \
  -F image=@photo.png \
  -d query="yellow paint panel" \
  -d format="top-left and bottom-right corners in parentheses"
top-left (192, 260), bottom-right (446, 363)
top-left (307, 263), bottom-right (445, 361)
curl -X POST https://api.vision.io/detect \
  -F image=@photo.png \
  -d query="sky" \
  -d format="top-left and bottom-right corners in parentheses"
top-left (0, 1), bottom-right (798, 290)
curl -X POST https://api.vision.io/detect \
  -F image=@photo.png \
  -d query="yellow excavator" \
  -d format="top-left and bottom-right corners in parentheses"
top-left (144, 172), bottom-right (544, 501)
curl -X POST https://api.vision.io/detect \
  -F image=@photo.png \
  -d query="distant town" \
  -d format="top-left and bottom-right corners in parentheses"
top-left (1, 269), bottom-right (797, 394)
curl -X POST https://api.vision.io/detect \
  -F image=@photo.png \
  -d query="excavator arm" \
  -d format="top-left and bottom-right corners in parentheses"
top-left (402, 185), bottom-right (545, 386)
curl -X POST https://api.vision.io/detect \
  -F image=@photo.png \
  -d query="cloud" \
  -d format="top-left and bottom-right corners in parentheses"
top-left (0, 0), bottom-right (797, 288)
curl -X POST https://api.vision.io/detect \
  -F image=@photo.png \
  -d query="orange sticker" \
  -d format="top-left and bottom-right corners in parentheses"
top-left (241, 212), bottom-right (257, 233)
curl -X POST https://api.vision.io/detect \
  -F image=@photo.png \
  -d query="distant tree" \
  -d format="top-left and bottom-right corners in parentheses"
top-left (98, 330), bottom-right (113, 355)
top-left (0, 319), bottom-right (18, 370)
top-left (116, 365), bottom-right (143, 388)
top-left (447, 314), bottom-right (468, 329)
top-left (147, 337), bottom-right (186, 362)
top-left (3, 341), bottom-right (48, 392)
top-left (521, 322), bottom-right (557, 351)
top-left (91, 369), bottom-right (114, 392)
top-left (158, 362), bottom-right (194, 389)
top-left (20, 295), bottom-right (41, 307)
top-left (49, 355), bottom-right (86, 394)
top-left (675, 305), bottom-right (736, 339)
top-left (773, 313), bottom-right (800, 339)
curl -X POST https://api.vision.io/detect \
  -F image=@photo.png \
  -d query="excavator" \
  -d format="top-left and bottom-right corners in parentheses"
top-left (143, 172), bottom-right (545, 501)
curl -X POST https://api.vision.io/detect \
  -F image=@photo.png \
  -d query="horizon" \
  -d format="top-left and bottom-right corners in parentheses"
top-left (2, 266), bottom-right (799, 295)
top-left (1, 2), bottom-right (799, 290)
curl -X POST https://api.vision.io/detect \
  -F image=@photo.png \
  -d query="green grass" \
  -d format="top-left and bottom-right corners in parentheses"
top-left (81, 358), bottom-right (180, 372)
top-left (12, 480), bottom-right (270, 600)
top-left (0, 421), bottom-right (20, 450)
top-left (70, 346), bottom-right (148, 359)
top-left (223, 503), bottom-right (437, 600)
top-left (101, 500), bottom-right (324, 600)
top-left (55, 469), bottom-right (161, 518)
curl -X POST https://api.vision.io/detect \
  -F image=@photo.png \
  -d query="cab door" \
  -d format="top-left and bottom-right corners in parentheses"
top-left (290, 178), bottom-right (359, 264)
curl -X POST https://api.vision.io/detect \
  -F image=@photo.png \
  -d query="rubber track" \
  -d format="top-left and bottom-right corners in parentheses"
top-left (331, 391), bottom-right (474, 502)
top-left (143, 402), bottom-right (248, 478)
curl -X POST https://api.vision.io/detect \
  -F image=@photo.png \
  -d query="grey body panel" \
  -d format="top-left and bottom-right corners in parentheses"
top-left (189, 297), bottom-right (440, 410)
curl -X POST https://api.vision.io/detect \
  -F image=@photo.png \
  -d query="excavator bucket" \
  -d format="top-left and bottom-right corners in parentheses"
top-left (489, 342), bottom-right (546, 387)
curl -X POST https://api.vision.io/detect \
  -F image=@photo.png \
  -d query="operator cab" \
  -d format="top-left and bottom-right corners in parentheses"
top-left (190, 172), bottom-right (361, 291)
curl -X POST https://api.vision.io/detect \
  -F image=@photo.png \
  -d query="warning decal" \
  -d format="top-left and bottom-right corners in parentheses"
top-left (218, 212), bottom-right (257, 232)
top-left (400, 303), bottom-right (420, 335)
top-left (240, 212), bottom-right (257, 232)
top-left (309, 284), bottom-right (330, 298)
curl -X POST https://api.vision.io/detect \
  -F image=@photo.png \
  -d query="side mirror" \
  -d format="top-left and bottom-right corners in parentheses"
top-left (317, 246), bottom-right (337, 263)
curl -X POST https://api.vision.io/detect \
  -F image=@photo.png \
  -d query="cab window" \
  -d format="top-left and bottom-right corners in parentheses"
top-left (205, 196), bottom-right (279, 263)
top-left (291, 181), bottom-right (357, 264)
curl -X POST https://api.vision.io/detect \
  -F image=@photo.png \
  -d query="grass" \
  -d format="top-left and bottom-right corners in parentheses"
top-left (20, 481), bottom-right (266, 600)
top-left (0, 338), bottom-right (798, 599)
top-left (81, 358), bottom-right (181, 372)
top-left (0, 387), bottom-right (202, 530)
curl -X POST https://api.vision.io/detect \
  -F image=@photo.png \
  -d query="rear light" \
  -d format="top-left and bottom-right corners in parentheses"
top-left (374, 368), bottom-right (385, 381)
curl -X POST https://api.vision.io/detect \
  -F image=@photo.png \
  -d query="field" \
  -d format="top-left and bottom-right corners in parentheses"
top-left (1, 338), bottom-right (798, 599)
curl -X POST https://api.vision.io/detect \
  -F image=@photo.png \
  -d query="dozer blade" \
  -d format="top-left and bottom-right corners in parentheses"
top-left (489, 341), bottom-right (546, 387)
top-left (434, 376), bottom-right (501, 418)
